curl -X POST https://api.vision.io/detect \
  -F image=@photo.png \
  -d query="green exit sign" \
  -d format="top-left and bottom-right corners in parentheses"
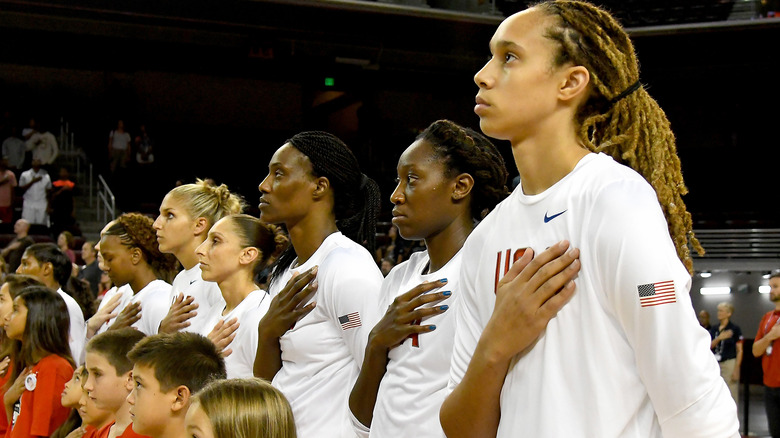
top-left (324, 77), bottom-right (335, 87)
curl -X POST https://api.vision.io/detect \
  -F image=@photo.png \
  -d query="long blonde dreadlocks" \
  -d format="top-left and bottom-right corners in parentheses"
top-left (534, 0), bottom-right (704, 274)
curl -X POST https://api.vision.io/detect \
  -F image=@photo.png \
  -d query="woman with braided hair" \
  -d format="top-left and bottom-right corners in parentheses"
top-left (253, 131), bottom-right (383, 437)
top-left (97, 213), bottom-right (179, 335)
top-left (441, 1), bottom-right (738, 437)
top-left (153, 179), bottom-right (245, 334)
top-left (347, 119), bottom-right (509, 438)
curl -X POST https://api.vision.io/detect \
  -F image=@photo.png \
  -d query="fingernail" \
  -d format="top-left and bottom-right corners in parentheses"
top-left (311, 279), bottom-right (318, 288)
top-left (442, 291), bottom-right (452, 296)
top-left (439, 278), bottom-right (448, 283)
top-left (440, 305), bottom-right (449, 310)
top-left (428, 325), bottom-right (437, 330)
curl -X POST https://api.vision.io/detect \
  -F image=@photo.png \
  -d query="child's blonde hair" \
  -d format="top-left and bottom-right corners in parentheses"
top-left (167, 179), bottom-right (245, 228)
top-left (193, 378), bottom-right (296, 438)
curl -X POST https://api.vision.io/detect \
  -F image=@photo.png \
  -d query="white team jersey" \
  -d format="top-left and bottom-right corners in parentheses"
top-left (94, 285), bottom-right (133, 336)
top-left (57, 288), bottom-right (86, 365)
top-left (269, 232), bottom-right (383, 438)
top-left (368, 250), bottom-right (460, 438)
top-left (170, 265), bottom-right (225, 334)
top-left (449, 153), bottom-right (739, 438)
top-left (93, 281), bottom-right (171, 336)
top-left (199, 289), bottom-right (270, 379)
top-left (129, 280), bottom-right (173, 335)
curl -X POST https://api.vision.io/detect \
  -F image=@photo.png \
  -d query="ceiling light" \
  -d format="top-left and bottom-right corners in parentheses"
top-left (699, 272), bottom-right (712, 278)
top-left (759, 286), bottom-right (770, 294)
top-left (699, 287), bottom-right (731, 295)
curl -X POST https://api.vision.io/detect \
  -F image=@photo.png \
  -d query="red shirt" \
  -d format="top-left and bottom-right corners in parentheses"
top-left (81, 426), bottom-right (98, 438)
top-left (755, 310), bottom-right (780, 388)
top-left (9, 354), bottom-right (73, 438)
top-left (92, 422), bottom-right (151, 438)
top-left (0, 364), bottom-right (12, 436)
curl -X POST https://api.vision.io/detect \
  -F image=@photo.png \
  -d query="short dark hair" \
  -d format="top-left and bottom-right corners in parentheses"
top-left (127, 332), bottom-right (226, 393)
top-left (86, 328), bottom-right (146, 375)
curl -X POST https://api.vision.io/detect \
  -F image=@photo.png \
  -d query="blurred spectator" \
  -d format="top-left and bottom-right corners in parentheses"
top-left (50, 166), bottom-right (76, 237)
top-left (2, 126), bottom-right (26, 173)
top-left (77, 240), bottom-right (101, 298)
top-left (57, 230), bottom-right (76, 263)
top-left (134, 123), bottom-right (155, 166)
top-left (108, 119), bottom-right (131, 173)
top-left (710, 302), bottom-right (743, 406)
top-left (376, 224), bottom-right (409, 264)
top-left (21, 117), bottom-right (37, 141)
top-left (18, 158), bottom-right (51, 225)
top-left (698, 309), bottom-right (711, 330)
top-left (380, 256), bottom-right (395, 276)
top-left (0, 255), bottom-right (6, 275)
top-left (98, 271), bottom-right (112, 301)
top-left (0, 159), bottom-right (17, 224)
top-left (0, 218), bottom-right (33, 272)
top-left (24, 122), bottom-right (58, 170)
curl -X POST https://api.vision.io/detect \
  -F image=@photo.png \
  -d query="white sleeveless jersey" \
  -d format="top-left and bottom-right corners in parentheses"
top-left (269, 232), bottom-right (383, 438)
top-left (199, 289), bottom-right (270, 379)
top-left (449, 153), bottom-right (739, 438)
top-left (367, 249), bottom-right (461, 438)
top-left (170, 264), bottom-right (225, 334)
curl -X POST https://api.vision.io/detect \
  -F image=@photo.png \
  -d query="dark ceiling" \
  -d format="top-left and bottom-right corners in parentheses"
top-left (1, 0), bottom-right (779, 262)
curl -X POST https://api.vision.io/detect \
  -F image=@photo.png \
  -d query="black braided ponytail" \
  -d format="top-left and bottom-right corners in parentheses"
top-left (269, 131), bottom-right (381, 287)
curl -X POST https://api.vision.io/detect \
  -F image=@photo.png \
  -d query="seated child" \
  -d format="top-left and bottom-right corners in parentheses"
top-left (83, 328), bottom-right (146, 438)
top-left (186, 377), bottom-right (296, 438)
top-left (127, 332), bottom-right (226, 438)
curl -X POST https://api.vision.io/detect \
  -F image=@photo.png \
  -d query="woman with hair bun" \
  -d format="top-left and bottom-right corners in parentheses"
top-left (153, 179), bottom-right (245, 334)
top-left (97, 213), bottom-right (179, 335)
top-left (253, 131), bottom-right (383, 437)
top-left (195, 214), bottom-right (288, 379)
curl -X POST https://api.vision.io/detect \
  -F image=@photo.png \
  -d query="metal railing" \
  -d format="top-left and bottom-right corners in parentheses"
top-left (96, 174), bottom-right (116, 225)
top-left (59, 117), bottom-right (114, 222)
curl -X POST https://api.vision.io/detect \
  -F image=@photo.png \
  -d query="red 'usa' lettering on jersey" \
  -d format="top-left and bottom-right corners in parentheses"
top-left (494, 248), bottom-right (528, 293)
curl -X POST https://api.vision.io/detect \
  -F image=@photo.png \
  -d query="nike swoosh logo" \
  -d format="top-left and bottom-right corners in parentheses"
top-left (544, 210), bottom-right (567, 223)
top-left (189, 280), bottom-right (197, 285)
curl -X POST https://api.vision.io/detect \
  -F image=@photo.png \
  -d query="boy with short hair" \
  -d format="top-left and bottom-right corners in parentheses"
top-left (126, 332), bottom-right (226, 438)
top-left (83, 328), bottom-right (147, 438)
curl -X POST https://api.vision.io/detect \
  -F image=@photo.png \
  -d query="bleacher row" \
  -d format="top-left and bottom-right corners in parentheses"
top-left (0, 223), bottom-right (89, 266)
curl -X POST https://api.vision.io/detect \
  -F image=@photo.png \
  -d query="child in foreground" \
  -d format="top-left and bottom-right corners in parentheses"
top-left (3, 286), bottom-right (74, 438)
top-left (127, 332), bottom-right (226, 438)
top-left (83, 328), bottom-right (147, 438)
top-left (185, 377), bottom-right (296, 438)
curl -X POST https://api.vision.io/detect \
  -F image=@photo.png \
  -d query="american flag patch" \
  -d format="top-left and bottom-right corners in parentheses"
top-left (637, 280), bottom-right (676, 307)
top-left (338, 312), bottom-right (361, 330)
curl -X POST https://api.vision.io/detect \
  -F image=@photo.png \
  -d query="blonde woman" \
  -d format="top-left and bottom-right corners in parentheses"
top-left (153, 179), bottom-right (245, 334)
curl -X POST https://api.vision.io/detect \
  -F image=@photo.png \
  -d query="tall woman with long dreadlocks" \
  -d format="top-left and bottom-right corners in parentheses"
top-left (253, 131), bottom-right (383, 437)
top-left (441, 1), bottom-right (738, 437)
